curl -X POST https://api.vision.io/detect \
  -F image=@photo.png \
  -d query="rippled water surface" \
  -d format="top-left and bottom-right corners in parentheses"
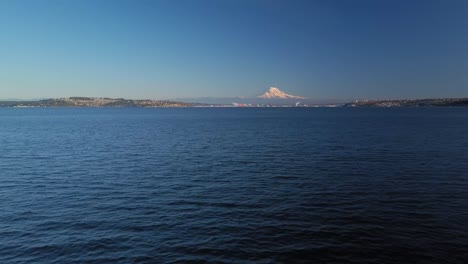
top-left (1, 107), bottom-right (468, 263)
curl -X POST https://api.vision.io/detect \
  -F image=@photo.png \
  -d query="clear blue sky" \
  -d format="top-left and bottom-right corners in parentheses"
top-left (1, 0), bottom-right (468, 100)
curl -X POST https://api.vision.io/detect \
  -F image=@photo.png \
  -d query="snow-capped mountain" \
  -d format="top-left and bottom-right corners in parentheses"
top-left (258, 87), bottom-right (305, 99)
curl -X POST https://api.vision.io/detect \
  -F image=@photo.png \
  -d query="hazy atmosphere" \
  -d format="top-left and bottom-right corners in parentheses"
top-left (1, 0), bottom-right (468, 100)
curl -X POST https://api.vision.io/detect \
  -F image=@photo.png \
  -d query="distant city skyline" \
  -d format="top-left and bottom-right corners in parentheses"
top-left (1, 0), bottom-right (468, 100)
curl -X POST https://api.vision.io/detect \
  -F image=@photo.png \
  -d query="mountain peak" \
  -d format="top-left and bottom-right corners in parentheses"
top-left (258, 87), bottom-right (305, 99)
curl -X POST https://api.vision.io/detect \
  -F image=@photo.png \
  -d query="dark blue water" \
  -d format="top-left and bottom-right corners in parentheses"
top-left (1, 107), bottom-right (468, 263)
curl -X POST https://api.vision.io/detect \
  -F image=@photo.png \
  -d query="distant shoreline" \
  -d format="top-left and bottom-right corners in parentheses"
top-left (1, 97), bottom-right (468, 108)
top-left (344, 98), bottom-right (468, 107)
